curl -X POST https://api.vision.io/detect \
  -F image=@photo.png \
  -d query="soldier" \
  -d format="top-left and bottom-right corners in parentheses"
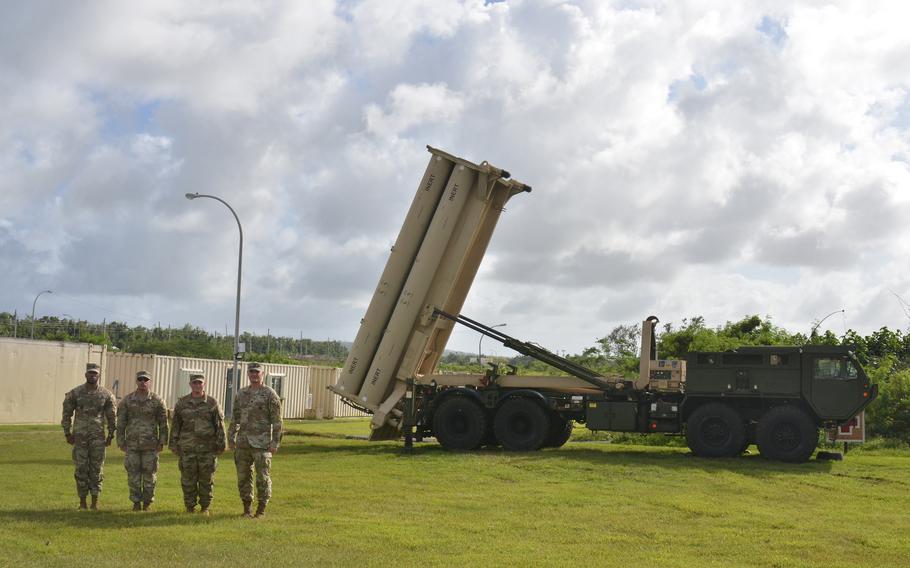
top-left (61, 362), bottom-right (116, 510)
top-left (116, 370), bottom-right (168, 511)
top-left (229, 362), bottom-right (282, 518)
top-left (169, 373), bottom-right (226, 515)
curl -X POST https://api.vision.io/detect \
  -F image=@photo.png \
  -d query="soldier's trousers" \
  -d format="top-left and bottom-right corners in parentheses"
top-left (178, 452), bottom-right (218, 508)
top-left (234, 447), bottom-right (272, 504)
top-left (72, 437), bottom-right (106, 498)
top-left (124, 450), bottom-right (159, 504)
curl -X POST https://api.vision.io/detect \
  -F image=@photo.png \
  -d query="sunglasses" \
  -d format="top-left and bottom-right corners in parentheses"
top-left (137, 377), bottom-right (150, 382)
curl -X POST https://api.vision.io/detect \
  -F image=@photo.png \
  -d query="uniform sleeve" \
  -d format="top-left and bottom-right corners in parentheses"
top-left (227, 392), bottom-right (240, 445)
top-left (156, 398), bottom-right (169, 447)
top-left (115, 398), bottom-right (127, 447)
top-left (104, 393), bottom-right (116, 440)
top-left (61, 391), bottom-right (75, 436)
top-left (269, 390), bottom-right (283, 449)
top-left (169, 401), bottom-right (182, 451)
top-left (213, 400), bottom-right (227, 452)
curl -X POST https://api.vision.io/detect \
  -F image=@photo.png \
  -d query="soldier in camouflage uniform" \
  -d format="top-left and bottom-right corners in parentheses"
top-left (116, 370), bottom-right (168, 511)
top-left (229, 362), bottom-right (282, 518)
top-left (61, 362), bottom-right (116, 510)
top-left (169, 373), bottom-right (226, 515)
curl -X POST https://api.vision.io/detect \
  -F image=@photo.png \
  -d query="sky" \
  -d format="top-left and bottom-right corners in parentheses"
top-left (2, 0), bottom-right (909, 356)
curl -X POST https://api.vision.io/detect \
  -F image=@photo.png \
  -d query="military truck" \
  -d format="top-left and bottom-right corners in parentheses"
top-left (330, 147), bottom-right (877, 462)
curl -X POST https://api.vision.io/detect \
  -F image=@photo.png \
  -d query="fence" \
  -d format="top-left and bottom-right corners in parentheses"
top-left (0, 337), bottom-right (368, 423)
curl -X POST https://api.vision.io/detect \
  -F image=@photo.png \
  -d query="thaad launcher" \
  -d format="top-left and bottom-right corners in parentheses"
top-left (332, 147), bottom-right (876, 462)
top-left (329, 147), bottom-right (531, 436)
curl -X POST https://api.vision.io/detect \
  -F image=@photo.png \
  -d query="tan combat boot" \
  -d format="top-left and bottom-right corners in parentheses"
top-left (132, 502), bottom-right (142, 512)
top-left (254, 502), bottom-right (267, 518)
top-left (90, 495), bottom-right (99, 511)
top-left (142, 501), bottom-right (152, 511)
top-left (241, 501), bottom-right (252, 518)
top-left (185, 505), bottom-right (196, 513)
top-left (199, 505), bottom-right (210, 516)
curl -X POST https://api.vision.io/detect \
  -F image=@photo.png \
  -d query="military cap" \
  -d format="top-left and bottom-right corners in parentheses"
top-left (248, 362), bottom-right (263, 372)
top-left (189, 373), bottom-right (205, 382)
top-left (136, 370), bottom-right (151, 380)
top-left (86, 363), bottom-right (101, 374)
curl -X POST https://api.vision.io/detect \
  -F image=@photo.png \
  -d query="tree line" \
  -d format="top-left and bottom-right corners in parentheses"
top-left (0, 312), bottom-right (348, 366)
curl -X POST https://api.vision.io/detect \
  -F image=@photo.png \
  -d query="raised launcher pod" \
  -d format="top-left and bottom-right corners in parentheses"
top-left (329, 146), bottom-right (530, 438)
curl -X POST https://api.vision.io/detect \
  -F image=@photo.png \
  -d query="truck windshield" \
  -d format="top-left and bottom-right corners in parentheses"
top-left (814, 358), bottom-right (859, 380)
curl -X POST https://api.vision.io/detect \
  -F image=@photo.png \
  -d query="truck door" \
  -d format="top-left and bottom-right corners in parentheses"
top-left (807, 355), bottom-right (865, 420)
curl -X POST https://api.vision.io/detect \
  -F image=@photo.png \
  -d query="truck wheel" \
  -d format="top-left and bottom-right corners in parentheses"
top-left (543, 415), bottom-right (573, 448)
top-left (685, 403), bottom-right (746, 458)
top-left (494, 398), bottom-right (551, 451)
top-left (433, 396), bottom-right (486, 451)
top-left (756, 406), bottom-right (818, 463)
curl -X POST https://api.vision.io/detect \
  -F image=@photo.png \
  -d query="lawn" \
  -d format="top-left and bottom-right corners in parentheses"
top-left (1, 420), bottom-right (907, 567)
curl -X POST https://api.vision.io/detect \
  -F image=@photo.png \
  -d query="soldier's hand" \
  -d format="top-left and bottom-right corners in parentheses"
top-left (66, 434), bottom-right (75, 445)
top-left (269, 446), bottom-right (278, 454)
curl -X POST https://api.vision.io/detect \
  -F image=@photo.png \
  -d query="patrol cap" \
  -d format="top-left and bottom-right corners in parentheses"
top-left (248, 363), bottom-right (263, 372)
top-left (86, 363), bottom-right (101, 374)
top-left (136, 371), bottom-right (151, 381)
top-left (189, 373), bottom-right (205, 383)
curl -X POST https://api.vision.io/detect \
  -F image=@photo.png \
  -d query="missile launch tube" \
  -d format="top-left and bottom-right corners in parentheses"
top-left (331, 155), bottom-right (455, 397)
top-left (355, 165), bottom-right (477, 406)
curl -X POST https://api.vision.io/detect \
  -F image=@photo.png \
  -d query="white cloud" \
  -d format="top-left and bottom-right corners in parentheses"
top-left (2, 0), bottom-right (909, 351)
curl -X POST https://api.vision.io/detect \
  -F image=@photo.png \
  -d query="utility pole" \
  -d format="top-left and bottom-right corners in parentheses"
top-left (12, 310), bottom-right (17, 338)
top-left (267, 328), bottom-right (271, 354)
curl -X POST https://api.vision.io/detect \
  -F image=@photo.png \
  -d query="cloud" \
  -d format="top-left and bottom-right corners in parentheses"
top-left (2, 1), bottom-right (910, 353)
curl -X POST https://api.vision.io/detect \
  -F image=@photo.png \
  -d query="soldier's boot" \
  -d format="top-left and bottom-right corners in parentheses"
top-left (199, 506), bottom-right (211, 516)
top-left (132, 502), bottom-right (142, 512)
top-left (241, 501), bottom-right (253, 518)
top-left (185, 505), bottom-right (196, 514)
top-left (78, 497), bottom-right (88, 510)
top-left (254, 502), bottom-right (267, 518)
top-left (90, 495), bottom-right (99, 511)
top-left (142, 501), bottom-right (152, 511)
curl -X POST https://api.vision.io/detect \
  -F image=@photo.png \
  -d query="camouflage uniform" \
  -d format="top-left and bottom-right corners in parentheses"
top-left (229, 385), bottom-right (282, 508)
top-left (62, 382), bottom-right (116, 500)
top-left (169, 393), bottom-right (226, 510)
top-left (116, 390), bottom-right (168, 506)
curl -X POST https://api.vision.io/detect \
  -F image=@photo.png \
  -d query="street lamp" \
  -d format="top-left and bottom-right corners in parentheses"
top-left (31, 289), bottom-right (52, 339)
top-left (185, 192), bottom-right (243, 416)
top-left (810, 309), bottom-right (845, 338)
top-left (479, 323), bottom-right (506, 371)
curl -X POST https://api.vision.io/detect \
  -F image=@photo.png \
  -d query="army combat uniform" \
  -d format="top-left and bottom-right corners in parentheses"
top-left (62, 381), bottom-right (116, 504)
top-left (229, 384), bottom-right (282, 514)
top-left (169, 393), bottom-right (226, 511)
top-left (116, 389), bottom-right (168, 508)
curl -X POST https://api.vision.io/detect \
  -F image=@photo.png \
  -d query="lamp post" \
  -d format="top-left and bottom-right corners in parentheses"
top-left (810, 309), bottom-right (845, 338)
top-left (479, 323), bottom-right (506, 371)
top-left (31, 289), bottom-right (52, 339)
top-left (185, 192), bottom-right (243, 416)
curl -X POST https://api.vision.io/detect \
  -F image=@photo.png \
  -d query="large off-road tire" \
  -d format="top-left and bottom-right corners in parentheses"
top-left (432, 396), bottom-right (486, 451)
top-left (756, 406), bottom-right (818, 463)
top-left (685, 403), bottom-right (747, 458)
top-left (543, 415), bottom-right (573, 448)
top-left (494, 398), bottom-right (551, 451)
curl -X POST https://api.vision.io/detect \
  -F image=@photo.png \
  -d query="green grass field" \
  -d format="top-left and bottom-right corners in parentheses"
top-left (1, 420), bottom-right (908, 567)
